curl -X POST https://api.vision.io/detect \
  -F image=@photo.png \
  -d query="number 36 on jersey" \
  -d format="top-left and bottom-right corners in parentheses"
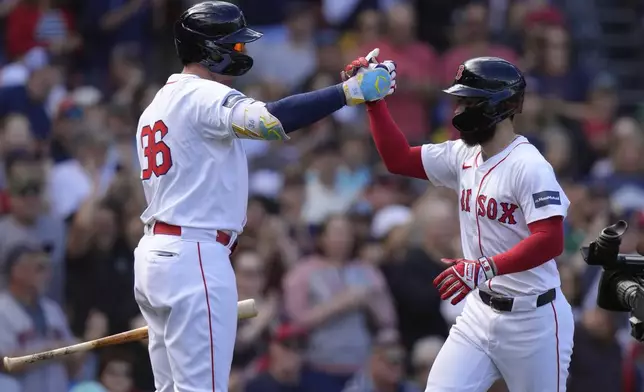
top-left (140, 120), bottom-right (173, 180)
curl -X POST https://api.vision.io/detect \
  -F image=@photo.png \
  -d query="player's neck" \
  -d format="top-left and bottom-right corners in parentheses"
top-left (480, 122), bottom-right (516, 161)
top-left (182, 64), bottom-right (215, 81)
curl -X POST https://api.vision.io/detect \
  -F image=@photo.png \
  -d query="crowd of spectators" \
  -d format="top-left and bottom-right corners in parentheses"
top-left (0, 0), bottom-right (643, 391)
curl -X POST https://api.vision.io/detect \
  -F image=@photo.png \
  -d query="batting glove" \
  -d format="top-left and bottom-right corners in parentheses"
top-left (341, 49), bottom-right (397, 105)
top-left (433, 257), bottom-right (498, 305)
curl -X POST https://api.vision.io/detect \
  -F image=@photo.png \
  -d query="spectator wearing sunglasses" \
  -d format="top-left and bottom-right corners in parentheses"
top-left (0, 150), bottom-right (66, 304)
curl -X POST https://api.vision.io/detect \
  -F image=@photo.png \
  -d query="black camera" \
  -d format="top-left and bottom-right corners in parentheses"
top-left (580, 220), bottom-right (644, 341)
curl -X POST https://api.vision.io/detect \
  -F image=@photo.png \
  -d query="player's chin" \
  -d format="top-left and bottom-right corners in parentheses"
top-left (459, 126), bottom-right (496, 146)
top-left (460, 134), bottom-right (480, 147)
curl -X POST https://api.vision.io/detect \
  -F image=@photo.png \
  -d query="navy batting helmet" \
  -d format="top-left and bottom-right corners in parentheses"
top-left (443, 57), bottom-right (526, 134)
top-left (174, 1), bottom-right (263, 76)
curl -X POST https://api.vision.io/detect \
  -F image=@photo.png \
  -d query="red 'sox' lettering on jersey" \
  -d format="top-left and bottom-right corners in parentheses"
top-left (461, 189), bottom-right (518, 225)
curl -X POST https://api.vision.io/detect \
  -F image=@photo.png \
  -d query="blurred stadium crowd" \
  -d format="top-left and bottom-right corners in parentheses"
top-left (0, 0), bottom-right (643, 391)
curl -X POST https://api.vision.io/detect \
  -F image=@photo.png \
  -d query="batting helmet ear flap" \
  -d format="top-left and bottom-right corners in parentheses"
top-left (487, 89), bottom-right (513, 107)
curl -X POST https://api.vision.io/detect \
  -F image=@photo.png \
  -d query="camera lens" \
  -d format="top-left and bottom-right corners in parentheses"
top-left (601, 227), bottom-right (621, 240)
top-left (602, 221), bottom-right (629, 239)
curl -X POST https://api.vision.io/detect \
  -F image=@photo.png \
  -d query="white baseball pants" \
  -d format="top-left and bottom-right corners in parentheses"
top-left (425, 288), bottom-right (574, 392)
top-left (133, 227), bottom-right (238, 392)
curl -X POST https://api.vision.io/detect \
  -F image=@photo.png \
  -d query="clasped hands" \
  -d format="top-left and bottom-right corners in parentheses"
top-left (341, 48), bottom-right (397, 106)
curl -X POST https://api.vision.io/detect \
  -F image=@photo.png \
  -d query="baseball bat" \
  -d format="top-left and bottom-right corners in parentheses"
top-left (3, 298), bottom-right (258, 372)
top-left (365, 48), bottom-right (380, 62)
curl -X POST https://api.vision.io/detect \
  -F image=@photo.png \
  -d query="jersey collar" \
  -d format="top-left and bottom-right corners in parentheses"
top-left (166, 73), bottom-right (200, 85)
top-left (478, 135), bottom-right (528, 168)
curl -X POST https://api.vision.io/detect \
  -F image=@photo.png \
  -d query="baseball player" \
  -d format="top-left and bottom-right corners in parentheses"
top-left (343, 56), bottom-right (574, 391)
top-left (133, 2), bottom-right (394, 392)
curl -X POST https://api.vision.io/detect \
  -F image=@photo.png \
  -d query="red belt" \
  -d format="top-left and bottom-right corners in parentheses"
top-left (152, 222), bottom-right (238, 253)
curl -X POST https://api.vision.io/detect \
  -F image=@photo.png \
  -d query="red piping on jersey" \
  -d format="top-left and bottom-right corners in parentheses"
top-left (197, 242), bottom-right (216, 392)
top-left (165, 81), bottom-right (177, 85)
top-left (550, 302), bottom-right (561, 392)
top-left (474, 151), bottom-right (481, 168)
top-left (474, 142), bottom-right (529, 292)
top-left (366, 100), bottom-right (427, 180)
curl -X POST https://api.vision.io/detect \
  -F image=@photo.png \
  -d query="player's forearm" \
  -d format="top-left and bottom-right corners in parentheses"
top-left (366, 100), bottom-right (427, 179)
top-left (492, 216), bottom-right (564, 275)
top-left (265, 84), bottom-right (346, 134)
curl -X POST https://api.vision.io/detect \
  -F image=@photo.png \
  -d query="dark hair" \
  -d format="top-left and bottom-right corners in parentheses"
top-left (249, 195), bottom-right (280, 215)
top-left (4, 243), bottom-right (45, 275)
top-left (313, 214), bottom-right (360, 260)
top-left (282, 171), bottom-right (305, 188)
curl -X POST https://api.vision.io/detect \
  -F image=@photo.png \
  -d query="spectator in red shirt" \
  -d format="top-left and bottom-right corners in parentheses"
top-left (6, 0), bottom-right (81, 60)
top-left (358, 3), bottom-right (440, 142)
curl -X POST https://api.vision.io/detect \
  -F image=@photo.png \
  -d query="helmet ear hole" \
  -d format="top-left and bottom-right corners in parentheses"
top-left (479, 101), bottom-right (495, 115)
top-left (203, 44), bottom-right (224, 62)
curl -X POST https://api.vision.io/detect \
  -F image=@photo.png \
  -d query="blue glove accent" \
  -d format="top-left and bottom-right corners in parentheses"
top-left (359, 67), bottom-right (392, 101)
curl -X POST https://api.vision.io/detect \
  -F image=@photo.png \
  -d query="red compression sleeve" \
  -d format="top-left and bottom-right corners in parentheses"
top-left (366, 101), bottom-right (427, 180)
top-left (492, 216), bottom-right (564, 275)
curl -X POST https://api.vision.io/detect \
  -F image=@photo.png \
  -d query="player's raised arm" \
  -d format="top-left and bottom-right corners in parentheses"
top-left (342, 54), bottom-right (463, 188)
top-left (364, 98), bottom-right (426, 180)
top-left (224, 65), bottom-right (392, 140)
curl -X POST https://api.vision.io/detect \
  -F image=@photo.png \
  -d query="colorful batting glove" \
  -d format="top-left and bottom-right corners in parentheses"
top-left (341, 49), bottom-right (396, 105)
top-left (433, 257), bottom-right (498, 305)
top-left (370, 60), bottom-right (396, 97)
top-left (342, 66), bottom-right (392, 106)
top-left (341, 55), bottom-right (397, 101)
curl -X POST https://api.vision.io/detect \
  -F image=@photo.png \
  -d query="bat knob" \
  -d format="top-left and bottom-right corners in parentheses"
top-left (3, 356), bottom-right (14, 372)
top-left (366, 48), bottom-right (380, 63)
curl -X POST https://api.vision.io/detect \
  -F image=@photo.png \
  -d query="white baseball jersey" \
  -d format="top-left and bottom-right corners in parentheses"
top-left (421, 135), bottom-right (570, 296)
top-left (136, 73), bottom-right (249, 233)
